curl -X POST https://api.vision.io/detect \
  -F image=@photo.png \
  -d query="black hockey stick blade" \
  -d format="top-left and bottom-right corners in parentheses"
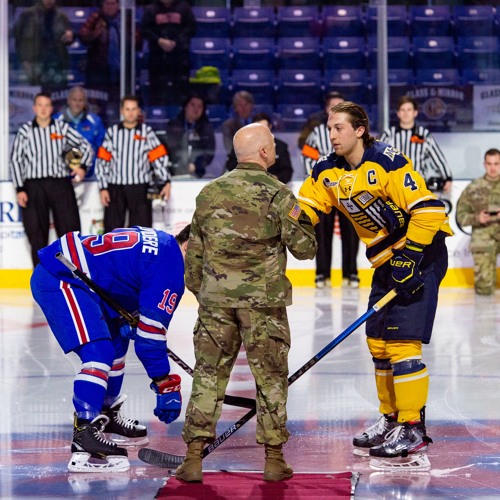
top-left (138, 447), bottom-right (185, 468)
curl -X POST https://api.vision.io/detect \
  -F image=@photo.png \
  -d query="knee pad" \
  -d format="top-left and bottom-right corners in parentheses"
top-left (373, 357), bottom-right (392, 370)
top-left (75, 338), bottom-right (115, 366)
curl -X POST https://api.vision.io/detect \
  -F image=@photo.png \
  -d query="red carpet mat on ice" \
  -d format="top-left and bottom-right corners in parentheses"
top-left (155, 471), bottom-right (359, 499)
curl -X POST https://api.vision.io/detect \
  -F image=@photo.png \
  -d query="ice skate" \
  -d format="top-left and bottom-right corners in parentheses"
top-left (102, 394), bottom-right (149, 446)
top-left (68, 415), bottom-right (130, 473)
top-left (369, 422), bottom-right (432, 458)
top-left (353, 413), bottom-right (397, 457)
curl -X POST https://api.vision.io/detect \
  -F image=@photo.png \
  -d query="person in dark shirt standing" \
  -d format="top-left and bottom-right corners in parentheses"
top-left (164, 94), bottom-right (215, 179)
top-left (225, 112), bottom-right (293, 184)
top-left (141, 0), bottom-right (196, 106)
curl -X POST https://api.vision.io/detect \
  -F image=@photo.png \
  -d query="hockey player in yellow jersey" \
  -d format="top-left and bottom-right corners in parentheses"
top-left (298, 102), bottom-right (453, 466)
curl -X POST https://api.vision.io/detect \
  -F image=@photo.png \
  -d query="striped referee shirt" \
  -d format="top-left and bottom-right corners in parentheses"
top-left (95, 123), bottom-right (170, 190)
top-left (378, 125), bottom-right (452, 182)
top-left (10, 119), bottom-right (93, 191)
top-left (301, 123), bottom-right (334, 175)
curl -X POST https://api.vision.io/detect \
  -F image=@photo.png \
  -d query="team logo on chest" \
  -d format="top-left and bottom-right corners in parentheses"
top-left (340, 192), bottom-right (387, 233)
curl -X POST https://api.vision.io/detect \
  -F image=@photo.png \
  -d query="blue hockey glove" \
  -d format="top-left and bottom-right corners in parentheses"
top-left (150, 374), bottom-right (182, 424)
top-left (380, 200), bottom-right (409, 234)
top-left (118, 322), bottom-right (137, 340)
top-left (390, 248), bottom-right (424, 300)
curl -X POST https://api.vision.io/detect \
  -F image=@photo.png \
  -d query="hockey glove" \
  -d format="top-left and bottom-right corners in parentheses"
top-left (150, 374), bottom-right (182, 424)
top-left (380, 200), bottom-right (409, 234)
top-left (390, 248), bottom-right (424, 300)
top-left (118, 322), bottom-right (137, 340)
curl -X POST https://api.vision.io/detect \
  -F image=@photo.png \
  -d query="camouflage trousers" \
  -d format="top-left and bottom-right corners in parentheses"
top-left (472, 242), bottom-right (500, 295)
top-left (182, 305), bottom-right (291, 446)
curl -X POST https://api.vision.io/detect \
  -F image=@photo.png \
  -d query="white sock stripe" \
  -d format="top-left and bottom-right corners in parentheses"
top-left (375, 370), bottom-right (392, 377)
top-left (112, 355), bottom-right (126, 365)
top-left (81, 361), bottom-right (111, 371)
top-left (394, 368), bottom-right (429, 384)
top-left (109, 368), bottom-right (125, 377)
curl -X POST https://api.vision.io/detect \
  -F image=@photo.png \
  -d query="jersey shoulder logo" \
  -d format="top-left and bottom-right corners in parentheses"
top-left (322, 177), bottom-right (338, 188)
top-left (383, 146), bottom-right (400, 161)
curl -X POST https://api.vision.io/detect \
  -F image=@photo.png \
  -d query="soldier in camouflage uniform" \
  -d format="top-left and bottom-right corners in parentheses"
top-left (176, 123), bottom-right (317, 483)
top-left (456, 148), bottom-right (500, 295)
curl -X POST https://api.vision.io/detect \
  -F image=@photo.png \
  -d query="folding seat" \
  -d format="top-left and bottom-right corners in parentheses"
top-left (323, 37), bottom-right (366, 71)
top-left (144, 106), bottom-right (169, 130)
top-left (277, 70), bottom-right (323, 106)
top-left (68, 39), bottom-right (87, 72)
top-left (66, 69), bottom-right (86, 87)
top-left (276, 37), bottom-right (321, 71)
top-left (276, 104), bottom-right (318, 132)
top-left (192, 6), bottom-right (231, 38)
top-left (324, 69), bottom-right (370, 106)
top-left (368, 36), bottom-right (411, 70)
top-left (456, 37), bottom-right (500, 71)
top-left (276, 6), bottom-right (320, 38)
top-left (232, 38), bottom-right (275, 71)
top-left (322, 6), bottom-right (364, 38)
top-left (232, 7), bottom-right (276, 39)
top-left (412, 37), bottom-right (456, 70)
top-left (461, 68), bottom-right (500, 85)
top-left (415, 69), bottom-right (460, 86)
top-left (60, 7), bottom-right (96, 30)
top-left (387, 68), bottom-right (414, 87)
top-left (231, 69), bottom-right (275, 104)
top-left (189, 38), bottom-right (231, 72)
top-left (453, 6), bottom-right (495, 37)
top-left (365, 5), bottom-right (408, 37)
top-left (206, 105), bottom-right (228, 130)
top-left (409, 6), bottom-right (451, 37)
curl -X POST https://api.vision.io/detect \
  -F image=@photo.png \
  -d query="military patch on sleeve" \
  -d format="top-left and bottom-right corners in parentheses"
top-left (288, 203), bottom-right (302, 220)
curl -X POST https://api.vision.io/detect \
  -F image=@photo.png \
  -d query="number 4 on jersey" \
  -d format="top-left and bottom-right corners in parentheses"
top-left (404, 173), bottom-right (418, 191)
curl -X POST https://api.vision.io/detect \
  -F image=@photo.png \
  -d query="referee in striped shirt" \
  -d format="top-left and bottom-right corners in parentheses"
top-left (301, 93), bottom-right (360, 289)
top-left (379, 96), bottom-right (453, 193)
top-left (10, 92), bottom-right (93, 267)
top-left (96, 95), bottom-right (171, 233)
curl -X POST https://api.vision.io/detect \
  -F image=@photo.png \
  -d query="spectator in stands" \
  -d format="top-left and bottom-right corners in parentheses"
top-left (95, 95), bottom-right (171, 234)
top-left (221, 91), bottom-right (255, 153)
top-left (297, 91), bottom-right (346, 150)
top-left (164, 94), bottom-right (215, 179)
top-left (225, 112), bottom-right (293, 185)
top-left (13, 0), bottom-right (74, 91)
top-left (54, 86), bottom-right (106, 179)
top-left (78, 0), bottom-right (121, 92)
top-left (302, 93), bottom-right (360, 289)
top-left (456, 148), bottom-right (500, 296)
top-left (379, 96), bottom-right (453, 194)
top-left (141, 0), bottom-right (196, 106)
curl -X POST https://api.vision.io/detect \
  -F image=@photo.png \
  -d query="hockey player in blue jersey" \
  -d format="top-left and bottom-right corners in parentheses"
top-left (31, 225), bottom-right (190, 472)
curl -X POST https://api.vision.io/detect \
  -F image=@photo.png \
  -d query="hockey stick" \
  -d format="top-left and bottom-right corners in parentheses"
top-left (138, 288), bottom-right (398, 468)
top-left (55, 252), bottom-right (255, 411)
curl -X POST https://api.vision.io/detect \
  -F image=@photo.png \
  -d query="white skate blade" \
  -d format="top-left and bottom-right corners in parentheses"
top-left (68, 452), bottom-right (130, 473)
top-left (105, 433), bottom-right (149, 447)
top-left (353, 447), bottom-right (370, 457)
top-left (369, 453), bottom-right (431, 472)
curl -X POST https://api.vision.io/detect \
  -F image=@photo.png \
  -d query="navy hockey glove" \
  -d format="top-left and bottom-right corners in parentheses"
top-left (390, 248), bottom-right (424, 300)
top-left (380, 200), bottom-right (409, 234)
top-left (118, 322), bottom-right (136, 340)
top-left (150, 374), bottom-right (182, 424)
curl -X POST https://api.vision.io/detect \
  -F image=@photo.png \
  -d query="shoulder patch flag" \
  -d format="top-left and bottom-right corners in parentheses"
top-left (288, 203), bottom-right (302, 220)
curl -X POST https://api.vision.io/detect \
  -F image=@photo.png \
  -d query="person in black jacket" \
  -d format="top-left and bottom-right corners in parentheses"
top-left (141, 0), bottom-right (196, 106)
top-left (165, 94), bottom-right (216, 178)
top-left (225, 112), bottom-right (293, 184)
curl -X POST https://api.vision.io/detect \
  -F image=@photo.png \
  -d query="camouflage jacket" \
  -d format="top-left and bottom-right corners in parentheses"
top-left (456, 175), bottom-right (500, 248)
top-left (186, 162), bottom-right (317, 307)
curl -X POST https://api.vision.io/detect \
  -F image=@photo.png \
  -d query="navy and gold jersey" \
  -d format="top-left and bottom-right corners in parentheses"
top-left (298, 140), bottom-right (453, 267)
